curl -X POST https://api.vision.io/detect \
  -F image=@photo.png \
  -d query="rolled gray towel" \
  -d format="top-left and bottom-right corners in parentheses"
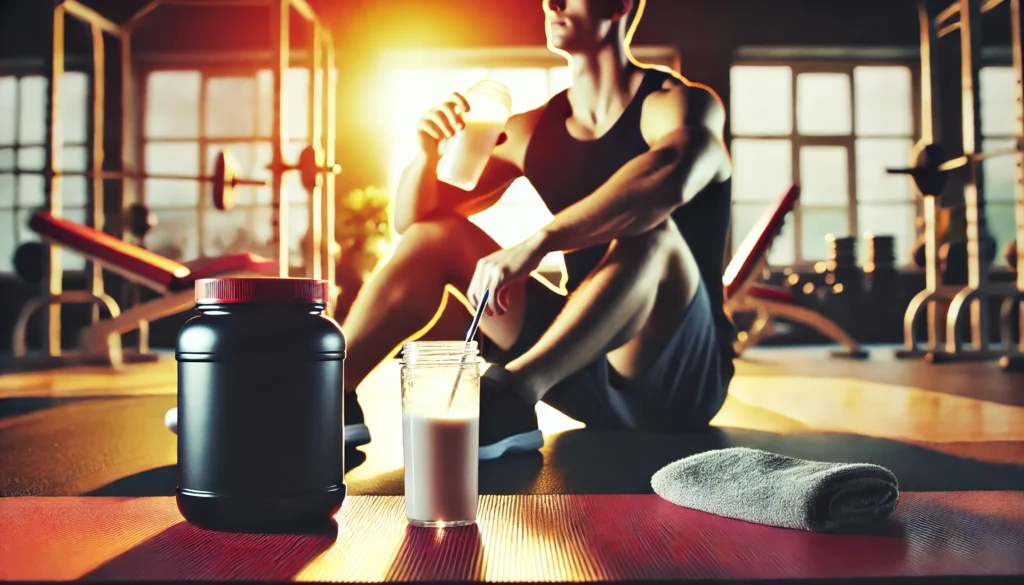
top-left (651, 447), bottom-right (899, 532)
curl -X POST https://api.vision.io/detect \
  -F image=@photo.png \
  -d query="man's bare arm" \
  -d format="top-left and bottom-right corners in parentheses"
top-left (391, 102), bottom-right (527, 235)
top-left (392, 151), bottom-right (519, 234)
top-left (529, 85), bottom-right (728, 254)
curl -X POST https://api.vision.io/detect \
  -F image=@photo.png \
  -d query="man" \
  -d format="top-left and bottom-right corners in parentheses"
top-left (168, 0), bottom-right (736, 458)
top-left (340, 0), bottom-right (735, 460)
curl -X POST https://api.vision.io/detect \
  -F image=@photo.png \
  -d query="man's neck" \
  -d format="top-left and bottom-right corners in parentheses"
top-left (567, 41), bottom-right (639, 127)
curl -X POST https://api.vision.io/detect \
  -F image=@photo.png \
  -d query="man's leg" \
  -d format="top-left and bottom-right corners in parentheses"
top-left (341, 214), bottom-right (530, 394)
top-left (503, 220), bottom-right (701, 401)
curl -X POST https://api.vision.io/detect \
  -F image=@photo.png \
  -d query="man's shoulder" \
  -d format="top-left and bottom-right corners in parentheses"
top-left (643, 71), bottom-right (725, 132)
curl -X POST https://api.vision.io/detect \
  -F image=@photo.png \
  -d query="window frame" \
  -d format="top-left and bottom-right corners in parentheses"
top-left (729, 58), bottom-right (923, 268)
top-left (0, 59), bottom-right (93, 273)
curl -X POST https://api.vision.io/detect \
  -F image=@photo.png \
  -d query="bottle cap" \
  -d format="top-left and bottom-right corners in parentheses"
top-left (195, 277), bottom-right (330, 305)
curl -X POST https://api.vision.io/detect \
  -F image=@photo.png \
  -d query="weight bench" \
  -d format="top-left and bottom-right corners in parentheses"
top-left (12, 211), bottom-right (279, 369)
top-left (723, 186), bottom-right (868, 359)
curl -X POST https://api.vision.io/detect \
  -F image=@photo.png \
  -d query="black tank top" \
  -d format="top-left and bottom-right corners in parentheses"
top-left (523, 67), bottom-right (736, 361)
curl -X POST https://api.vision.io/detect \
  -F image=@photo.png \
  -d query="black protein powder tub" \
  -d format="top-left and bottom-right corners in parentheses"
top-left (175, 277), bottom-right (346, 533)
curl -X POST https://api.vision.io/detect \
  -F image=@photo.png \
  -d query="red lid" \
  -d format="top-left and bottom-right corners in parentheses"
top-left (195, 277), bottom-right (330, 305)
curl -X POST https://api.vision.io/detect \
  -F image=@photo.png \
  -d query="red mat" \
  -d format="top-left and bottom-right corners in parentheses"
top-left (1, 493), bottom-right (1022, 582)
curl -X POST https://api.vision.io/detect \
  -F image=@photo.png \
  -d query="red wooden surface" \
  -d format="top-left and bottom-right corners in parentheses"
top-left (1, 493), bottom-right (1022, 582)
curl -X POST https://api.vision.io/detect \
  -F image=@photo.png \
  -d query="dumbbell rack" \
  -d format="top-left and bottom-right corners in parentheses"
top-left (896, 0), bottom-right (1024, 365)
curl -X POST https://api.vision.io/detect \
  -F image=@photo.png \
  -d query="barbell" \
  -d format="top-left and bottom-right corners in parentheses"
top-left (888, 141), bottom-right (1023, 198)
top-left (44, 145), bottom-right (341, 212)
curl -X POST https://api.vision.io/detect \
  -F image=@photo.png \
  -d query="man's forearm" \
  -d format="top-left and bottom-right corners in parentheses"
top-left (392, 151), bottom-right (441, 235)
top-left (533, 130), bottom-right (721, 254)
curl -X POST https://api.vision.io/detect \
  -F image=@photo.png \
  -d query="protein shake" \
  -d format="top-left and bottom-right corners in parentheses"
top-left (435, 80), bottom-right (512, 191)
top-left (400, 341), bottom-right (481, 528)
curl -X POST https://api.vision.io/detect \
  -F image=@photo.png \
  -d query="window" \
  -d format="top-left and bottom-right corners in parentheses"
top-left (382, 48), bottom-right (677, 275)
top-left (980, 66), bottom-right (1019, 267)
top-left (730, 64), bottom-right (918, 266)
top-left (0, 72), bottom-right (90, 273)
top-left (142, 67), bottom-right (323, 267)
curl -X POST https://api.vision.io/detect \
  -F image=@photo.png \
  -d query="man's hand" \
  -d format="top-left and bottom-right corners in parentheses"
top-left (467, 234), bottom-right (546, 317)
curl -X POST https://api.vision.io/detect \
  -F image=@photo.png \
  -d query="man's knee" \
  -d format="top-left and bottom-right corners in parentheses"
top-left (612, 221), bottom-right (685, 264)
top-left (400, 213), bottom-right (475, 250)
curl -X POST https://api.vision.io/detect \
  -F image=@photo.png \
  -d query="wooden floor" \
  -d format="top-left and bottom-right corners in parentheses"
top-left (2, 345), bottom-right (1023, 498)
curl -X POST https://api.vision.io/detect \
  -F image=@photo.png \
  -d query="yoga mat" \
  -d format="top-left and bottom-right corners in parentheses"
top-left (1, 493), bottom-right (1023, 582)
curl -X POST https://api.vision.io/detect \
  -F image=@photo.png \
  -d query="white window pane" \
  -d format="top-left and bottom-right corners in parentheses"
top-left (0, 210), bottom-right (14, 272)
top-left (61, 71), bottom-right (88, 145)
top-left (146, 71), bottom-right (200, 139)
top-left (148, 209), bottom-right (198, 261)
top-left (487, 68), bottom-right (551, 114)
top-left (146, 180), bottom-right (199, 208)
top-left (856, 138), bottom-right (915, 203)
top-left (0, 173), bottom-right (13, 207)
top-left (64, 177), bottom-right (88, 208)
top-left (146, 141), bottom-right (199, 175)
top-left (257, 69), bottom-right (273, 137)
top-left (0, 148), bottom-right (13, 170)
top-left (0, 77), bottom-right (16, 145)
top-left (549, 66), bottom-right (572, 94)
top-left (732, 139), bottom-right (792, 203)
top-left (203, 205), bottom-right (273, 259)
top-left (287, 68), bottom-right (310, 141)
top-left (19, 174), bottom-right (45, 207)
top-left (64, 145), bottom-right (87, 172)
top-left (801, 208), bottom-right (850, 261)
top-left (854, 66), bottom-right (913, 136)
top-left (797, 73), bottom-right (852, 135)
top-left (145, 142), bottom-right (199, 206)
top-left (19, 76), bottom-right (46, 144)
top-left (206, 76), bottom-right (255, 138)
top-left (981, 67), bottom-right (1017, 137)
top-left (730, 66), bottom-right (793, 136)
top-left (987, 202), bottom-right (1017, 267)
top-left (800, 146), bottom-right (849, 205)
top-left (982, 138), bottom-right (1017, 204)
top-left (732, 202), bottom-right (795, 266)
top-left (858, 203), bottom-right (917, 265)
top-left (17, 146), bottom-right (45, 170)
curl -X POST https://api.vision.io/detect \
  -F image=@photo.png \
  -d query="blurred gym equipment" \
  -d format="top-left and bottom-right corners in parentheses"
top-left (11, 0), bottom-right (340, 369)
top-left (888, 0), bottom-right (1023, 367)
top-left (723, 186), bottom-right (867, 358)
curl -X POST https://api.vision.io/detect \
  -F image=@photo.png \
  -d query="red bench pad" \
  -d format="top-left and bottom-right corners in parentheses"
top-left (723, 186), bottom-right (800, 300)
top-left (29, 212), bottom-right (277, 291)
top-left (746, 282), bottom-right (799, 304)
top-left (2, 493), bottom-right (1022, 582)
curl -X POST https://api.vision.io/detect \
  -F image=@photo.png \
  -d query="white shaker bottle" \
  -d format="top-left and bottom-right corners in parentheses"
top-left (436, 80), bottom-right (512, 191)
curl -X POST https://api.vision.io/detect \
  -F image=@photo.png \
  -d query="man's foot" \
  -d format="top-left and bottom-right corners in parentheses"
top-left (344, 390), bottom-right (371, 447)
top-left (162, 392), bottom-right (372, 448)
top-left (478, 365), bottom-right (544, 461)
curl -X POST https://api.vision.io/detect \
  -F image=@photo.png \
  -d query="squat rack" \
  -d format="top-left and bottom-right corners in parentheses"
top-left (38, 0), bottom-right (338, 360)
top-left (897, 0), bottom-right (1023, 366)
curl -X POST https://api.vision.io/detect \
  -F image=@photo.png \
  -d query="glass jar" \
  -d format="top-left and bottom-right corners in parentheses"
top-left (400, 340), bottom-right (481, 527)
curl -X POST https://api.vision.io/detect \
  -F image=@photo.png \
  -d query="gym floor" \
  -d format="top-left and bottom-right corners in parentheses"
top-left (3, 345), bottom-right (1023, 499)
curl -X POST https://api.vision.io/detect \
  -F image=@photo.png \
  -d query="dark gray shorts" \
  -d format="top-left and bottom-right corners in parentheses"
top-left (482, 278), bottom-right (732, 432)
